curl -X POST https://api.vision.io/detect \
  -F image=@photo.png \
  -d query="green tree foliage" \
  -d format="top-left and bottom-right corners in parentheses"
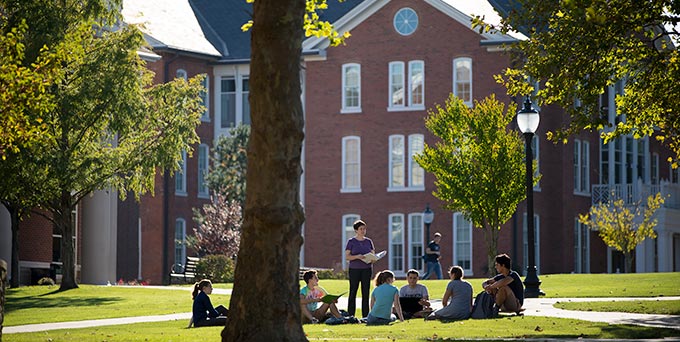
top-left (479, 0), bottom-right (680, 161)
top-left (205, 124), bottom-right (250, 206)
top-left (579, 193), bottom-right (664, 273)
top-left (416, 95), bottom-right (533, 275)
top-left (0, 0), bottom-right (203, 291)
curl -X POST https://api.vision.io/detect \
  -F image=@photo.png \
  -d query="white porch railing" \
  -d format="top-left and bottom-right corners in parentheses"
top-left (591, 180), bottom-right (680, 209)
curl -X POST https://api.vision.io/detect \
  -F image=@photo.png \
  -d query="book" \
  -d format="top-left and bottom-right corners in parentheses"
top-left (321, 292), bottom-right (347, 304)
top-left (362, 250), bottom-right (387, 263)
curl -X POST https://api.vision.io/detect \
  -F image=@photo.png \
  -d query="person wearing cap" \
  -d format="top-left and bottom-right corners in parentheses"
top-left (422, 232), bottom-right (443, 279)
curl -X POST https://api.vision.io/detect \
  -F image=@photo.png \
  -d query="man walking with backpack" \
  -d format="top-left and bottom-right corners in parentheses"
top-left (482, 254), bottom-right (524, 315)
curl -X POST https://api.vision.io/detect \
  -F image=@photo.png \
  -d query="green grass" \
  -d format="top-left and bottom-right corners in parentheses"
top-left (4, 315), bottom-right (679, 342)
top-left (555, 299), bottom-right (680, 315)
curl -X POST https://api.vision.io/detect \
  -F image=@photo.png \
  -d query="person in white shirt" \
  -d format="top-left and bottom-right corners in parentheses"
top-left (397, 269), bottom-right (432, 318)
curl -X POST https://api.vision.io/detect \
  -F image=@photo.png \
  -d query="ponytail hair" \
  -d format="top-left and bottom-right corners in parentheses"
top-left (374, 270), bottom-right (395, 287)
top-left (192, 279), bottom-right (212, 300)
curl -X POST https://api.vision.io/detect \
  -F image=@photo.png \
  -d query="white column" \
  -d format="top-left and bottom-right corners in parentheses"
top-left (81, 189), bottom-right (118, 284)
top-left (0, 205), bottom-right (12, 282)
top-left (657, 231), bottom-right (670, 272)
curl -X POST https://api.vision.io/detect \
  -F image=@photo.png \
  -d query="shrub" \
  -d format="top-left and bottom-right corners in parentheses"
top-left (37, 277), bottom-right (55, 286)
top-left (196, 255), bottom-right (235, 283)
top-left (316, 269), bottom-right (347, 280)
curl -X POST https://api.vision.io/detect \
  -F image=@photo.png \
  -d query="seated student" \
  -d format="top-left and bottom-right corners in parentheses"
top-left (482, 253), bottom-right (525, 314)
top-left (366, 270), bottom-right (404, 325)
top-left (192, 279), bottom-right (228, 327)
top-left (300, 269), bottom-right (343, 324)
top-left (397, 269), bottom-right (432, 319)
top-left (429, 266), bottom-right (472, 321)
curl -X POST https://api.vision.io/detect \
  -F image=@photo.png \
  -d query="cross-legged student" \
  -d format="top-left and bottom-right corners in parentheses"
top-left (429, 266), bottom-right (472, 320)
top-left (482, 254), bottom-right (524, 314)
top-left (397, 269), bottom-right (432, 319)
top-left (300, 269), bottom-right (343, 324)
top-left (366, 270), bottom-right (404, 325)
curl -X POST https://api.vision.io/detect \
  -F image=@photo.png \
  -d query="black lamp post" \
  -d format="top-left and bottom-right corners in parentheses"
top-left (516, 97), bottom-right (543, 298)
top-left (423, 204), bottom-right (434, 242)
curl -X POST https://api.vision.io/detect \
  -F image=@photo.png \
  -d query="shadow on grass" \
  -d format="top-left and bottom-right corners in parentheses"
top-left (514, 324), bottom-right (680, 340)
top-left (5, 295), bottom-right (122, 314)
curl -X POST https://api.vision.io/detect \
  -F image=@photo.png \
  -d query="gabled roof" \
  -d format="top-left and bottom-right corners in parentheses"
top-left (122, 0), bottom-right (222, 58)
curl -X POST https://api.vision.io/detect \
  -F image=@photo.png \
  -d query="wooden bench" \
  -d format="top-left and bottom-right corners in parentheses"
top-left (170, 256), bottom-right (200, 284)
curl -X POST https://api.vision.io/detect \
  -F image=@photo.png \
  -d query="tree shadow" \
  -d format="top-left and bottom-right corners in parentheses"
top-left (5, 294), bottom-right (122, 314)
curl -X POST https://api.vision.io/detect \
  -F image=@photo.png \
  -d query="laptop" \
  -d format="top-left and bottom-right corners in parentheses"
top-left (399, 297), bottom-right (424, 313)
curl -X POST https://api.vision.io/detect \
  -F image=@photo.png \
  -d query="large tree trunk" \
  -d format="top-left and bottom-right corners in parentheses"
top-left (222, 0), bottom-right (306, 341)
top-left (56, 190), bottom-right (78, 291)
top-left (483, 224), bottom-right (499, 276)
top-left (1, 258), bottom-right (7, 341)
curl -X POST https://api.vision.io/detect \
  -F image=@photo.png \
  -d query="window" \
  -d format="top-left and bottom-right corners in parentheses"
top-left (176, 69), bottom-right (187, 80)
top-left (341, 136), bottom-right (361, 192)
top-left (574, 219), bottom-right (590, 273)
top-left (652, 153), bottom-right (659, 184)
top-left (409, 60), bottom-right (424, 107)
top-left (453, 212), bottom-right (473, 275)
top-left (388, 134), bottom-right (424, 191)
top-left (522, 213), bottom-right (540, 275)
top-left (341, 214), bottom-right (360, 270)
top-left (388, 61), bottom-right (425, 111)
top-left (453, 58), bottom-right (472, 106)
top-left (198, 144), bottom-right (209, 198)
top-left (175, 150), bottom-right (187, 196)
top-left (342, 64), bottom-right (361, 113)
top-left (200, 74), bottom-right (210, 121)
top-left (389, 62), bottom-right (405, 108)
top-left (219, 76), bottom-right (250, 129)
top-left (671, 162), bottom-right (679, 184)
top-left (408, 213), bottom-right (424, 272)
top-left (574, 139), bottom-right (590, 194)
top-left (175, 218), bottom-right (187, 267)
top-left (393, 8), bottom-right (418, 36)
top-left (389, 135), bottom-right (405, 188)
top-left (389, 214), bottom-right (404, 273)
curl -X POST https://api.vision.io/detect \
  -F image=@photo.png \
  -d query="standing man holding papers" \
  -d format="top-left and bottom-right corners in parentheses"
top-left (345, 219), bottom-right (375, 318)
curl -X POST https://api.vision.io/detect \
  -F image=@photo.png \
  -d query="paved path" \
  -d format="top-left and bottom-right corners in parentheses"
top-left (3, 286), bottom-right (679, 334)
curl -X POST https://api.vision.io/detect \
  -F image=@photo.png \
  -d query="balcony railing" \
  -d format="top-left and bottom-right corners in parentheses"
top-left (592, 180), bottom-right (680, 209)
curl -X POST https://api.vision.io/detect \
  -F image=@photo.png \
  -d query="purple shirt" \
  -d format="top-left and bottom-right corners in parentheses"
top-left (345, 237), bottom-right (375, 269)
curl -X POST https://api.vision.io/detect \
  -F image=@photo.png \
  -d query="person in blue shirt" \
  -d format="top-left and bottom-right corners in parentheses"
top-left (192, 279), bottom-right (228, 327)
top-left (366, 270), bottom-right (404, 325)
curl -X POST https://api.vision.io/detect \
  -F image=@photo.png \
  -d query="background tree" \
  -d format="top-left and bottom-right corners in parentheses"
top-left (477, 0), bottom-right (680, 160)
top-left (189, 195), bottom-right (242, 258)
top-left (205, 124), bottom-right (250, 207)
top-left (416, 95), bottom-right (533, 275)
top-left (579, 193), bottom-right (664, 273)
top-left (0, 0), bottom-right (204, 291)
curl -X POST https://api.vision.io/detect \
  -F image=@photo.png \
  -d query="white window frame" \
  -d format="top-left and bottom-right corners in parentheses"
top-left (341, 136), bottom-right (361, 193)
top-left (200, 74), bottom-right (210, 122)
top-left (407, 213), bottom-right (424, 272)
top-left (241, 76), bottom-right (250, 125)
top-left (652, 152), bottom-right (659, 184)
top-left (388, 61), bottom-right (405, 109)
top-left (197, 144), bottom-right (209, 199)
top-left (174, 218), bottom-right (187, 267)
top-left (408, 134), bottom-right (425, 190)
top-left (574, 219), bottom-right (590, 273)
top-left (176, 68), bottom-right (187, 80)
top-left (389, 213), bottom-right (405, 275)
top-left (574, 139), bottom-right (590, 195)
top-left (388, 135), bottom-right (405, 190)
top-left (220, 76), bottom-right (237, 129)
top-left (408, 60), bottom-right (425, 109)
top-left (341, 63), bottom-right (361, 113)
top-left (341, 214), bottom-right (360, 270)
top-left (175, 150), bottom-right (187, 196)
top-left (453, 212), bottom-right (473, 276)
top-left (522, 213), bottom-right (540, 275)
top-left (453, 57), bottom-right (472, 107)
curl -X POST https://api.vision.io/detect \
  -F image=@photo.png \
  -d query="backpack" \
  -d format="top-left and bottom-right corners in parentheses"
top-left (470, 291), bottom-right (498, 319)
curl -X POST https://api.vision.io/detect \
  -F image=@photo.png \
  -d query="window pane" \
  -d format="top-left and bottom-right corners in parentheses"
top-left (390, 63), bottom-right (404, 106)
top-left (410, 62), bottom-right (423, 106)
top-left (344, 65), bottom-right (360, 109)
top-left (391, 136), bottom-right (404, 187)
top-left (390, 216), bottom-right (403, 271)
top-left (221, 78), bottom-right (236, 128)
top-left (409, 134), bottom-right (424, 187)
top-left (454, 59), bottom-right (471, 103)
top-left (242, 78), bottom-right (250, 125)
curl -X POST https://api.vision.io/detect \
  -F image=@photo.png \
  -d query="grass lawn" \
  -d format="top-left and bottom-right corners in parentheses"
top-left (555, 299), bottom-right (680, 315)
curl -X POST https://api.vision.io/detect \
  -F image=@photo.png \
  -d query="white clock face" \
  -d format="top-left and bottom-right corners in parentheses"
top-left (393, 8), bottom-right (418, 36)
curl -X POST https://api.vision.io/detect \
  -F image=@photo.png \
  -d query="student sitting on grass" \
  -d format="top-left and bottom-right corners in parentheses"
top-left (397, 269), bottom-right (432, 319)
top-left (192, 279), bottom-right (228, 327)
top-left (300, 269), bottom-right (343, 324)
top-left (428, 266), bottom-right (472, 321)
top-left (366, 270), bottom-right (404, 325)
top-left (482, 254), bottom-right (525, 315)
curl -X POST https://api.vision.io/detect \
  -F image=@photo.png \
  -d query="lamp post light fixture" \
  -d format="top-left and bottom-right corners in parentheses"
top-left (423, 204), bottom-right (434, 242)
top-left (517, 97), bottom-right (543, 298)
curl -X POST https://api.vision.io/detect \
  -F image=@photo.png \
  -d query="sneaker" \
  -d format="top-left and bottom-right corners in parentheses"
top-left (311, 317), bottom-right (319, 324)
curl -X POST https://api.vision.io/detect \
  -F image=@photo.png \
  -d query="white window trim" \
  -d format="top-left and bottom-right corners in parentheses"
top-left (341, 214), bottom-right (360, 270)
top-left (408, 134), bottom-right (425, 191)
top-left (389, 213), bottom-right (405, 276)
top-left (453, 212), bottom-right (473, 276)
top-left (197, 144), bottom-right (209, 199)
top-left (574, 219), bottom-right (590, 273)
top-left (453, 57), bottom-right (472, 107)
top-left (217, 74), bottom-right (250, 132)
top-left (388, 61), bottom-right (405, 110)
top-left (388, 134), bottom-right (405, 191)
top-left (522, 213), bottom-right (540, 275)
top-left (175, 150), bottom-right (187, 196)
top-left (200, 74), bottom-right (210, 122)
top-left (174, 218), bottom-right (187, 266)
top-left (341, 136), bottom-right (361, 193)
top-left (407, 213), bottom-right (425, 273)
top-left (652, 152), bottom-right (659, 184)
top-left (341, 63), bottom-right (362, 113)
top-left (574, 139), bottom-right (590, 196)
top-left (176, 68), bottom-right (187, 81)
top-left (408, 60), bottom-right (425, 109)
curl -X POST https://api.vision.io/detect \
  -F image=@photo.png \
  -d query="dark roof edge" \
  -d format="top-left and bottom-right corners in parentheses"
top-left (153, 46), bottom-right (222, 61)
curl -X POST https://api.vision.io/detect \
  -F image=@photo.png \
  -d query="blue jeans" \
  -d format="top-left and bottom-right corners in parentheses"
top-left (366, 313), bottom-right (395, 325)
top-left (422, 261), bottom-right (442, 279)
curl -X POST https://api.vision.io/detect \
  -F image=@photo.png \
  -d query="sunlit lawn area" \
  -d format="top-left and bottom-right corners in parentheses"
top-left (555, 299), bottom-right (680, 315)
top-left (3, 272), bottom-right (679, 341)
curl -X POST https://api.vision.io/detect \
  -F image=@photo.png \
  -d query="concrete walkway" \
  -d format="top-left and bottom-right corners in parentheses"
top-left (3, 286), bottom-right (679, 334)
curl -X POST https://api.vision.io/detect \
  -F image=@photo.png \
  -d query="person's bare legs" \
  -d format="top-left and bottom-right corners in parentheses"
top-left (328, 303), bottom-right (343, 318)
top-left (496, 286), bottom-right (521, 313)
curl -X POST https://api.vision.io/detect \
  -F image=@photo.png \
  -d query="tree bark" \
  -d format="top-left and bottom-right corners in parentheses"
top-left (57, 190), bottom-right (78, 291)
top-left (1, 258), bottom-right (7, 341)
top-left (221, 0), bottom-right (306, 341)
